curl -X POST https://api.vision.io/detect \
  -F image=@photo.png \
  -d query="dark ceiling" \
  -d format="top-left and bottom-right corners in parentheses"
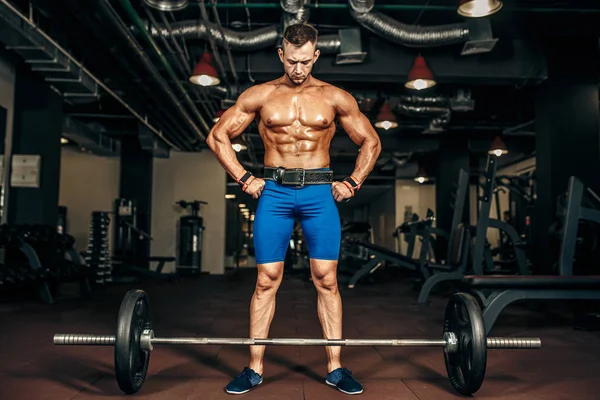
top-left (1, 0), bottom-right (599, 186)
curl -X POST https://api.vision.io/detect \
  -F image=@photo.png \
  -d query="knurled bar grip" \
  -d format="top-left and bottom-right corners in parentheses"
top-left (53, 334), bottom-right (542, 350)
top-left (54, 334), bottom-right (116, 345)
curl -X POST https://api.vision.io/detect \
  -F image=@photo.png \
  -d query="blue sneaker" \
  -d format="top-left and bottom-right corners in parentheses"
top-left (225, 367), bottom-right (263, 394)
top-left (325, 367), bottom-right (363, 395)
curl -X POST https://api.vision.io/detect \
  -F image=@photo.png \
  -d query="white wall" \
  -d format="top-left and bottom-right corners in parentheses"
top-left (395, 181), bottom-right (436, 255)
top-left (59, 146), bottom-right (121, 253)
top-left (151, 151), bottom-right (226, 275)
top-left (0, 49), bottom-right (16, 222)
top-left (367, 187), bottom-right (396, 250)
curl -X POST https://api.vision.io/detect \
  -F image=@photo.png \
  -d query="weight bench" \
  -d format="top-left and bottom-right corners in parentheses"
top-left (461, 274), bottom-right (600, 334)
top-left (344, 238), bottom-right (420, 288)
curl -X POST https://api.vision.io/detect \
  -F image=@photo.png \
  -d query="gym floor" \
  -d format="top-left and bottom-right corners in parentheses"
top-left (1, 269), bottom-right (599, 400)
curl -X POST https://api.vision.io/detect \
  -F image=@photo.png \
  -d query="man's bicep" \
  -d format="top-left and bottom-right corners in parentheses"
top-left (214, 104), bottom-right (255, 139)
top-left (335, 89), bottom-right (376, 143)
top-left (339, 111), bottom-right (378, 144)
top-left (213, 87), bottom-right (263, 139)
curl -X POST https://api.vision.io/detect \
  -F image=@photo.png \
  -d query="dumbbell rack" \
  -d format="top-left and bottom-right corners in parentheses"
top-left (84, 212), bottom-right (112, 285)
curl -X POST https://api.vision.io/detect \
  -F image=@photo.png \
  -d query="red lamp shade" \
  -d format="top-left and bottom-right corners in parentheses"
top-left (414, 164), bottom-right (429, 183)
top-left (405, 55), bottom-right (436, 90)
top-left (458, 0), bottom-right (503, 18)
top-left (374, 102), bottom-right (398, 130)
top-left (213, 109), bottom-right (225, 123)
top-left (488, 136), bottom-right (508, 156)
top-left (189, 53), bottom-right (220, 86)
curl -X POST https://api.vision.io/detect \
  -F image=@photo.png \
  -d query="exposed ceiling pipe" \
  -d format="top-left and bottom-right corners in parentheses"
top-left (144, 15), bottom-right (342, 54)
top-left (396, 104), bottom-right (451, 118)
top-left (143, 3), bottom-right (220, 119)
top-left (98, 0), bottom-right (200, 149)
top-left (155, 11), bottom-right (218, 118)
top-left (281, 0), bottom-right (310, 30)
top-left (209, 0), bottom-right (239, 85)
top-left (348, 0), bottom-right (470, 47)
top-left (0, 0), bottom-right (181, 151)
top-left (197, 0), bottom-right (230, 87)
top-left (398, 95), bottom-right (448, 106)
top-left (395, 100), bottom-right (451, 133)
top-left (114, 0), bottom-right (214, 145)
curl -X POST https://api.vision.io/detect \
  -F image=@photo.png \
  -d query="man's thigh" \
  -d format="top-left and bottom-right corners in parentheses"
top-left (253, 181), bottom-right (296, 264)
top-left (297, 184), bottom-right (341, 261)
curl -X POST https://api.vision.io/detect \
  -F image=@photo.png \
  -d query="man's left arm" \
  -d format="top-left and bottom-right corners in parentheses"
top-left (335, 89), bottom-right (382, 189)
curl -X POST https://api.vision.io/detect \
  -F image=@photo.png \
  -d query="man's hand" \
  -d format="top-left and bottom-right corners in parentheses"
top-left (245, 178), bottom-right (266, 199)
top-left (331, 181), bottom-right (353, 202)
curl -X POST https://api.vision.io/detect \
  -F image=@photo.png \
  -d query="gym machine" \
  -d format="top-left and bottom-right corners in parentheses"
top-left (106, 199), bottom-right (176, 282)
top-left (175, 200), bottom-right (207, 276)
top-left (460, 176), bottom-right (600, 334)
top-left (471, 156), bottom-right (530, 276)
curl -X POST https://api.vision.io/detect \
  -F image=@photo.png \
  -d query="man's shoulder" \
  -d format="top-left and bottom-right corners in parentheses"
top-left (238, 82), bottom-right (278, 106)
top-left (243, 81), bottom-right (278, 96)
top-left (315, 80), bottom-right (350, 96)
top-left (317, 83), bottom-right (354, 106)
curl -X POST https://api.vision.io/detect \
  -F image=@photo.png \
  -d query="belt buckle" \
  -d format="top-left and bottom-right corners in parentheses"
top-left (294, 169), bottom-right (306, 188)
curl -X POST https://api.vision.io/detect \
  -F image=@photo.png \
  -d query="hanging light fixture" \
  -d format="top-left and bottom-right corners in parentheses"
top-left (488, 136), bottom-right (508, 157)
top-left (405, 55), bottom-right (436, 91)
top-left (231, 136), bottom-right (247, 152)
top-left (143, 0), bottom-right (189, 11)
top-left (213, 109), bottom-right (225, 123)
top-left (374, 102), bottom-right (398, 130)
top-left (414, 164), bottom-right (429, 184)
top-left (457, 0), bottom-right (503, 18)
top-left (189, 53), bottom-right (220, 86)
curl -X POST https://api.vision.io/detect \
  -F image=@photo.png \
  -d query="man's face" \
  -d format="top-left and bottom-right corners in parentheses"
top-left (278, 41), bottom-right (320, 85)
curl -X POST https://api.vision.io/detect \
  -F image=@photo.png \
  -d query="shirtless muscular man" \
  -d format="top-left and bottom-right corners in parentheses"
top-left (206, 23), bottom-right (382, 395)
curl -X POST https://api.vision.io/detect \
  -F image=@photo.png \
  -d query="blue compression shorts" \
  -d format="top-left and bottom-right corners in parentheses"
top-left (253, 171), bottom-right (341, 264)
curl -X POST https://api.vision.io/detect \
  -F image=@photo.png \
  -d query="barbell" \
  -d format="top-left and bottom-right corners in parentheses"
top-left (53, 289), bottom-right (541, 396)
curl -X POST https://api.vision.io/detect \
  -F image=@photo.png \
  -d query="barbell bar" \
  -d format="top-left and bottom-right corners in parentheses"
top-left (53, 333), bottom-right (541, 351)
top-left (52, 289), bottom-right (542, 396)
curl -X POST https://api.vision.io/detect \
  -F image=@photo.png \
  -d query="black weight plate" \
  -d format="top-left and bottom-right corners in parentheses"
top-left (115, 289), bottom-right (152, 394)
top-left (443, 292), bottom-right (487, 396)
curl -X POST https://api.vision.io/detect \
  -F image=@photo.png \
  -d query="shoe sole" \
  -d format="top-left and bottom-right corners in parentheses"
top-left (225, 380), bottom-right (263, 395)
top-left (325, 380), bottom-right (363, 395)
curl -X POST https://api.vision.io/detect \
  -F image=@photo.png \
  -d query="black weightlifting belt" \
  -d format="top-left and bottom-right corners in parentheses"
top-left (263, 167), bottom-right (333, 187)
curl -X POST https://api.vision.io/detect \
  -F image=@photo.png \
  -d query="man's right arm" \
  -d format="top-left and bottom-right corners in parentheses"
top-left (206, 85), bottom-right (263, 182)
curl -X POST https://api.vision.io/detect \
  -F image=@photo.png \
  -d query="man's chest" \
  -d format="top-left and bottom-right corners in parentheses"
top-left (259, 92), bottom-right (336, 128)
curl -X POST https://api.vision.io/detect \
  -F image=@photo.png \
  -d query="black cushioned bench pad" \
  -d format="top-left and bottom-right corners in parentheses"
top-left (462, 275), bottom-right (600, 289)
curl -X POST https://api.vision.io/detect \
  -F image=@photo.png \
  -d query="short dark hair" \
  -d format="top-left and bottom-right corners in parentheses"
top-left (283, 23), bottom-right (318, 47)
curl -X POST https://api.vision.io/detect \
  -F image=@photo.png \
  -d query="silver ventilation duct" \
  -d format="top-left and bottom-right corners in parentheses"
top-left (398, 95), bottom-right (448, 107)
top-left (348, 0), bottom-right (469, 47)
top-left (348, 0), bottom-right (497, 53)
top-left (145, 0), bottom-right (343, 54)
top-left (395, 97), bottom-right (451, 134)
top-left (147, 22), bottom-right (342, 54)
top-left (281, 0), bottom-right (310, 30)
top-left (397, 104), bottom-right (451, 118)
top-left (148, 22), bottom-right (280, 52)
